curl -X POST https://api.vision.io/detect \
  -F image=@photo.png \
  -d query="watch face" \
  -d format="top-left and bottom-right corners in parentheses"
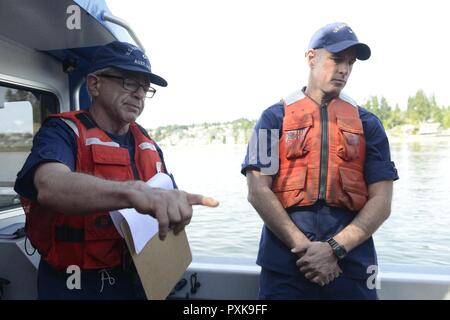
top-left (327, 238), bottom-right (347, 260)
top-left (335, 246), bottom-right (347, 259)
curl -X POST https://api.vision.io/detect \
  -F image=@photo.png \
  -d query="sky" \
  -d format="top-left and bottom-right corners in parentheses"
top-left (106, 0), bottom-right (450, 129)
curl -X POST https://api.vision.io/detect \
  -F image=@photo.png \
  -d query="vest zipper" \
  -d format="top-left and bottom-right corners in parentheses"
top-left (129, 133), bottom-right (140, 180)
top-left (129, 147), bottom-right (141, 181)
top-left (131, 160), bottom-right (140, 180)
top-left (318, 102), bottom-right (329, 200)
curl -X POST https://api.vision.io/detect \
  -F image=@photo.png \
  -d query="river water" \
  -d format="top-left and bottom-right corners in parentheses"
top-left (1, 138), bottom-right (449, 266)
top-left (162, 138), bottom-right (450, 267)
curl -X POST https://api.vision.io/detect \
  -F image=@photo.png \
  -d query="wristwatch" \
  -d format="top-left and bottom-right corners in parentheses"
top-left (326, 238), bottom-right (347, 260)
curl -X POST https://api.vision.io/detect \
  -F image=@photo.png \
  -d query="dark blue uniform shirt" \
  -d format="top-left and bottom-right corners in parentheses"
top-left (241, 100), bottom-right (399, 279)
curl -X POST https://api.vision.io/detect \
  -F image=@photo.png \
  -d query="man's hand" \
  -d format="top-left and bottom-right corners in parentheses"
top-left (292, 241), bottom-right (342, 286)
top-left (130, 182), bottom-right (219, 240)
top-left (33, 162), bottom-right (219, 241)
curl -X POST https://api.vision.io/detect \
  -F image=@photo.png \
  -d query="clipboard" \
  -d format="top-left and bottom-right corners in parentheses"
top-left (121, 220), bottom-right (192, 300)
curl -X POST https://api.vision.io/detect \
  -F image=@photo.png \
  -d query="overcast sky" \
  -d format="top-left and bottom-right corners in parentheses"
top-left (106, 0), bottom-right (450, 128)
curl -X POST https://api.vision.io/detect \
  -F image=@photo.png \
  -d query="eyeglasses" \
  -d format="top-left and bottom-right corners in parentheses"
top-left (97, 74), bottom-right (157, 98)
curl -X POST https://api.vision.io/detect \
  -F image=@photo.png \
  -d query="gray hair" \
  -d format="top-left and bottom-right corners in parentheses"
top-left (86, 67), bottom-right (118, 100)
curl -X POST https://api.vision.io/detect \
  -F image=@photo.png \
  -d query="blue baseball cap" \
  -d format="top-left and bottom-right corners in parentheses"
top-left (308, 22), bottom-right (371, 60)
top-left (88, 41), bottom-right (168, 87)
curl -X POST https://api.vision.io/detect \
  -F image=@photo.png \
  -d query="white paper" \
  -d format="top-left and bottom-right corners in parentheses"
top-left (147, 172), bottom-right (174, 190)
top-left (110, 173), bottom-right (174, 254)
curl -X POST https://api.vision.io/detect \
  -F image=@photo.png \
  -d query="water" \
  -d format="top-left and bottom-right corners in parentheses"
top-left (161, 139), bottom-right (450, 267)
top-left (373, 138), bottom-right (450, 266)
top-left (1, 139), bottom-right (449, 266)
top-left (162, 144), bottom-right (262, 260)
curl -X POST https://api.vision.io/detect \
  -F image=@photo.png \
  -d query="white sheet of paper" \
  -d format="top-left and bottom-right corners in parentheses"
top-left (109, 173), bottom-right (174, 254)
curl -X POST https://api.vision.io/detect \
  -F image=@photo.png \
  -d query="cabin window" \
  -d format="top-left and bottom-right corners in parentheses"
top-left (0, 83), bottom-right (59, 210)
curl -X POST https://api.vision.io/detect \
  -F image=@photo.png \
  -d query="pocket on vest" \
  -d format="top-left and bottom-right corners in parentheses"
top-left (336, 117), bottom-right (363, 161)
top-left (272, 167), bottom-right (307, 208)
top-left (91, 144), bottom-right (133, 181)
top-left (283, 113), bottom-right (313, 159)
top-left (84, 213), bottom-right (121, 240)
top-left (83, 213), bottom-right (123, 268)
top-left (338, 167), bottom-right (368, 211)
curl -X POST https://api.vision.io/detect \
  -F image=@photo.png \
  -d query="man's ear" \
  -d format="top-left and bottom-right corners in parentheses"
top-left (86, 74), bottom-right (100, 97)
top-left (305, 49), bottom-right (316, 68)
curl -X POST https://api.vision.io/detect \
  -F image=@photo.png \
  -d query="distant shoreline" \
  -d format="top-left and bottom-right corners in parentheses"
top-left (388, 133), bottom-right (450, 143)
top-left (159, 136), bottom-right (450, 147)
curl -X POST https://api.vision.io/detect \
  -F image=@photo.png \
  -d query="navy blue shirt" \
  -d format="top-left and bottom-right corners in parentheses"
top-left (241, 98), bottom-right (399, 278)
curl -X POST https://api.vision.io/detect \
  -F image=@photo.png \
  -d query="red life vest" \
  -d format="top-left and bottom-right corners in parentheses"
top-left (22, 111), bottom-right (165, 270)
top-left (272, 91), bottom-right (368, 212)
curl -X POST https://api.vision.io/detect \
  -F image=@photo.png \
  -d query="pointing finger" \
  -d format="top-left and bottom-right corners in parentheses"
top-left (187, 193), bottom-right (219, 207)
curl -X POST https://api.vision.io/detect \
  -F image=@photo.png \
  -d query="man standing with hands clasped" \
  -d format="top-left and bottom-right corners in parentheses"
top-left (242, 22), bottom-right (398, 299)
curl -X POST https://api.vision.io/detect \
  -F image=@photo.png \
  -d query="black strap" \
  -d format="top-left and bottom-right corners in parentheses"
top-left (136, 123), bottom-right (151, 139)
top-left (55, 226), bottom-right (84, 242)
top-left (75, 112), bottom-right (97, 129)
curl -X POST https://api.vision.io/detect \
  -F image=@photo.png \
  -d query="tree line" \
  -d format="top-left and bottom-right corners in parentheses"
top-left (364, 89), bottom-right (450, 130)
top-left (149, 118), bottom-right (256, 143)
top-left (148, 89), bottom-right (449, 141)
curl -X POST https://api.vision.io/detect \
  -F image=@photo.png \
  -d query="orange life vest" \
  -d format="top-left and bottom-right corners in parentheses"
top-left (22, 111), bottom-right (165, 270)
top-left (272, 91), bottom-right (368, 212)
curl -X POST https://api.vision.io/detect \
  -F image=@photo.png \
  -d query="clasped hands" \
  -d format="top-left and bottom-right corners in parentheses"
top-left (291, 241), bottom-right (343, 287)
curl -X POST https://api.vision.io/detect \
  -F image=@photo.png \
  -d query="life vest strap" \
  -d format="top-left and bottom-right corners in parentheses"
top-left (55, 226), bottom-right (84, 242)
top-left (75, 112), bottom-right (97, 129)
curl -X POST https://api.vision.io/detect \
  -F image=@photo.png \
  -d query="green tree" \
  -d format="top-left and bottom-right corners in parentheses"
top-left (379, 97), bottom-right (393, 127)
top-left (364, 96), bottom-right (380, 116)
top-left (441, 107), bottom-right (450, 129)
top-left (364, 96), bottom-right (400, 129)
top-left (406, 90), bottom-right (432, 124)
top-left (389, 104), bottom-right (405, 129)
top-left (429, 94), bottom-right (442, 124)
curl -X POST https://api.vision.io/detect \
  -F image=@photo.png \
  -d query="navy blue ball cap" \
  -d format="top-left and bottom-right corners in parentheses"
top-left (308, 22), bottom-right (371, 60)
top-left (88, 41), bottom-right (168, 87)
